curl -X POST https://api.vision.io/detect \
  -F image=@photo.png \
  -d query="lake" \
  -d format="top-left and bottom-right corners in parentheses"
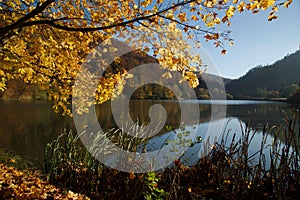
top-left (0, 100), bottom-right (299, 167)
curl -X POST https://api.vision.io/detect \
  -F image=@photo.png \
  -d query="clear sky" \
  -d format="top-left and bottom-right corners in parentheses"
top-left (198, 1), bottom-right (300, 79)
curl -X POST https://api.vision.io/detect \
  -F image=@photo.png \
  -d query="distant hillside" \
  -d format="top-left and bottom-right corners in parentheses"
top-left (226, 50), bottom-right (300, 99)
top-left (195, 73), bottom-right (232, 99)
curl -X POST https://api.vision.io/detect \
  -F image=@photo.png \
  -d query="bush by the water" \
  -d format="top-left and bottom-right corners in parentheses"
top-left (288, 88), bottom-right (300, 104)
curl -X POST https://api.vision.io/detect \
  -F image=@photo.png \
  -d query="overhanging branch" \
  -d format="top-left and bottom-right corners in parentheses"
top-left (0, 0), bottom-right (55, 37)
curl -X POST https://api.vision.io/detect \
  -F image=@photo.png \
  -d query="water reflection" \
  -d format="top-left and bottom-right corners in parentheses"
top-left (0, 100), bottom-right (299, 165)
top-left (0, 101), bottom-right (74, 162)
top-left (148, 118), bottom-right (287, 168)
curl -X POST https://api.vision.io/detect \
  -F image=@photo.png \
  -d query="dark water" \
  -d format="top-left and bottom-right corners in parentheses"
top-left (0, 100), bottom-right (299, 165)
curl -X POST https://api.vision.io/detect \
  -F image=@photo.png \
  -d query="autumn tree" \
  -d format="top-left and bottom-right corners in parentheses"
top-left (0, 0), bottom-right (293, 115)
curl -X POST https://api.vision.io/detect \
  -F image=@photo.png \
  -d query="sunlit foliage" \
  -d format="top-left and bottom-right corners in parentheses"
top-left (0, 0), bottom-right (293, 114)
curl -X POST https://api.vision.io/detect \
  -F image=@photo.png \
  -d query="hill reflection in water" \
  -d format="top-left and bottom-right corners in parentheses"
top-left (0, 100), bottom-right (298, 166)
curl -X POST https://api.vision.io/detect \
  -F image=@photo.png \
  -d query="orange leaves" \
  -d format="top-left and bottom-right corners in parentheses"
top-left (177, 13), bottom-right (187, 22)
top-left (204, 33), bottom-right (220, 40)
top-left (129, 172), bottom-right (135, 180)
top-left (0, 164), bottom-right (89, 199)
top-left (191, 15), bottom-right (199, 21)
top-left (174, 159), bottom-right (181, 168)
top-left (141, 0), bottom-right (152, 7)
top-left (190, 7), bottom-right (197, 12)
top-left (221, 49), bottom-right (227, 55)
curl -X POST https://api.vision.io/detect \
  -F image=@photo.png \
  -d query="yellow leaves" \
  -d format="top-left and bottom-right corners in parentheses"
top-left (190, 2), bottom-right (197, 8)
top-left (141, 0), bottom-right (152, 7)
top-left (226, 5), bottom-right (236, 18)
top-left (268, 13), bottom-right (278, 21)
top-left (16, 68), bottom-right (35, 83)
top-left (5, 39), bottom-right (27, 56)
top-left (272, 6), bottom-right (278, 12)
top-left (0, 0), bottom-right (294, 115)
top-left (283, 0), bottom-right (293, 8)
top-left (133, 4), bottom-right (139, 10)
top-left (237, 1), bottom-right (245, 12)
top-left (109, 47), bottom-right (118, 53)
top-left (0, 70), bottom-right (5, 77)
top-left (162, 72), bottom-right (172, 79)
top-left (7, 1), bottom-right (16, 8)
top-left (166, 12), bottom-right (174, 19)
top-left (202, 13), bottom-right (220, 27)
top-left (0, 79), bottom-right (6, 91)
top-left (259, 0), bottom-right (275, 10)
top-left (3, 56), bottom-right (10, 61)
top-left (17, 68), bottom-right (26, 75)
top-left (184, 71), bottom-right (199, 88)
top-left (125, 73), bottom-right (134, 79)
top-left (204, 0), bottom-right (216, 8)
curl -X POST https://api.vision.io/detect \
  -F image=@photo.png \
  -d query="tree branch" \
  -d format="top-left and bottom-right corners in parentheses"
top-left (1, 0), bottom-right (197, 35)
top-left (0, 0), bottom-right (55, 37)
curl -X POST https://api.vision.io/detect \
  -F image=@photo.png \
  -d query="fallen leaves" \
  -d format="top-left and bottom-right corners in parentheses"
top-left (0, 164), bottom-right (89, 200)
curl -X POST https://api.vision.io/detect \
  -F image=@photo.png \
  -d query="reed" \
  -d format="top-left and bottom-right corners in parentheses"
top-left (38, 113), bottom-right (300, 199)
top-left (43, 124), bottom-right (152, 199)
top-left (159, 112), bottom-right (300, 200)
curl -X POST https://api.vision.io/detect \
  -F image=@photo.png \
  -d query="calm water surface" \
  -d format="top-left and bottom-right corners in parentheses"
top-left (0, 100), bottom-right (299, 166)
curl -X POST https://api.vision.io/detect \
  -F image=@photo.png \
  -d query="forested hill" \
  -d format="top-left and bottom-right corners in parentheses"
top-left (225, 50), bottom-right (300, 99)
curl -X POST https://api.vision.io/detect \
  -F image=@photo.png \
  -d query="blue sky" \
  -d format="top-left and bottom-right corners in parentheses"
top-left (198, 1), bottom-right (300, 79)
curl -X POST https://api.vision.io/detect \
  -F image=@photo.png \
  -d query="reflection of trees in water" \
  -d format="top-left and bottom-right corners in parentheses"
top-left (96, 101), bottom-right (297, 133)
top-left (96, 100), bottom-right (183, 135)
top-left (226, 103), bottom-right (297, 130)
top-left (226, 103), bottom-right (300, 150)
top-left (96, 101), bottom-right (300, 156)
top-left (0, 102), bottom-right (74, 161)
top-left (1, 101), bottom-right (298, 163)
top-left (96, 100), bottom-right (214, 133)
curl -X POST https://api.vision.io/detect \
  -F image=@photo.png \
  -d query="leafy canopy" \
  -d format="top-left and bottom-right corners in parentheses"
top-left (0, 0), bottom-right (293, 115)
